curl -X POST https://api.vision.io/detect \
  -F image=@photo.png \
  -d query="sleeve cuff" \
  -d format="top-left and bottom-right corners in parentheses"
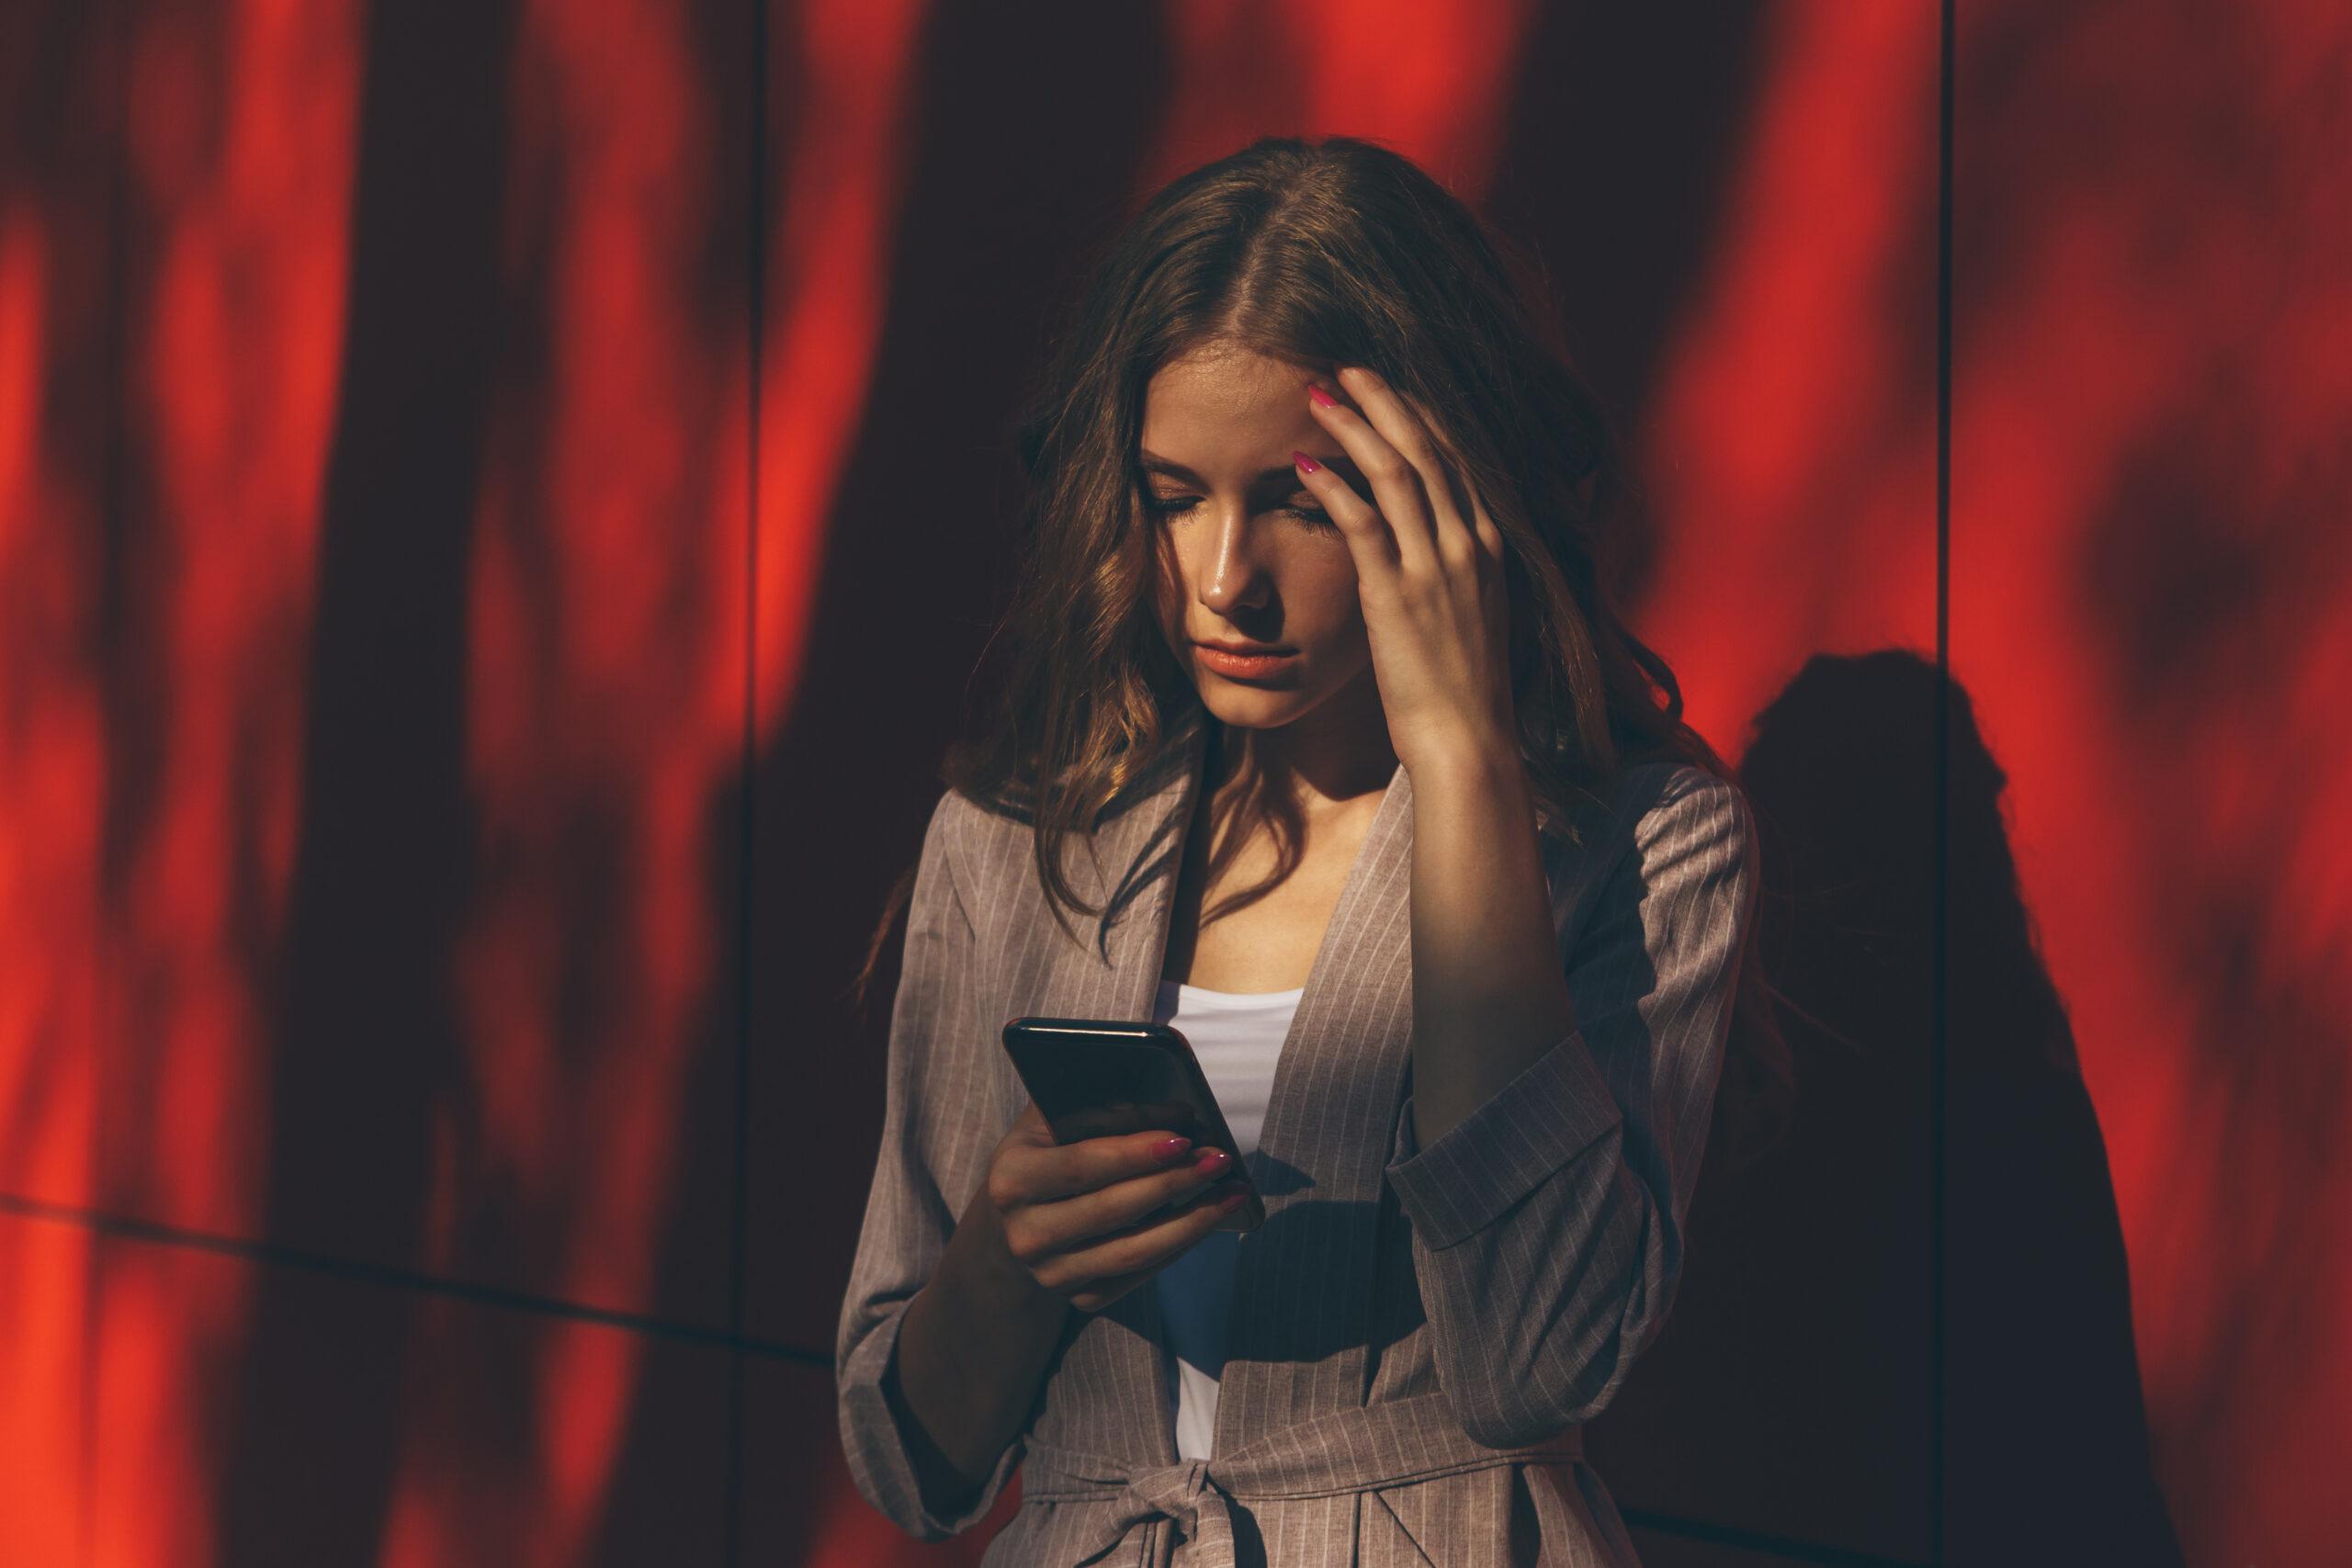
top-left (1384, 1026), bottom-right (1626, 1250)
top-left (841, 1296), bottom-right (1025, 1539)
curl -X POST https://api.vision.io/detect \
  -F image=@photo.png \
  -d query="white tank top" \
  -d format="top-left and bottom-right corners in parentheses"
top-left (1148, 976), bottom-right (1304, 1460)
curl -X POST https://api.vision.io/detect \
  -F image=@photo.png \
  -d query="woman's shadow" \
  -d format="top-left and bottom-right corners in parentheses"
top-left (1585, 650), bottom-right (2184, 1567)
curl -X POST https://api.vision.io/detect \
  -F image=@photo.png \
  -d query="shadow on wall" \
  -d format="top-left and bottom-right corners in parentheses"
top-left (1587, 649), bottom-right (2183, 1568)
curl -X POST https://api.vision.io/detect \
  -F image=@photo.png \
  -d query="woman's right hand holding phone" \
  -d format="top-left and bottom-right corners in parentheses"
top-left (977, 1101), bottom-right (1255, 1314)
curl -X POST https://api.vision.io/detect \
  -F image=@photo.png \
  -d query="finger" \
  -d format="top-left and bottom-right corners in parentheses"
top-left (1396, 388), bottom-right (1498, 566)
top-left (1304, 376), bottom-right (1440, 578)
top-left (1022, 1143), bottom-right (1240, 1256)
top-left (1007, 1119), bottom-right (1198, 1202)
top-left (1404, 414), bottom-right (1506, 570)
top-left (1464, 479), bottom-right (1505, 569)
top-left (1290, 446), bottom-right (1402, 588)
top-left (1211, 1193), bottom-right (1262, 1234)
top-left (1043, 1180), bottom-right (1250, 1298)
top-left (1069, 1190), bottom-right (1237, 1310)
top-left (1340, 367), bottom-right (1484, 573)
top-left (1069, 1266), bottom-right (1155, 1314)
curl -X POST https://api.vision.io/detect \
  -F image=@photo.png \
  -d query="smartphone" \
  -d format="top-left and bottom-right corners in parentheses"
top-left (1001, 1014), bottom-right (1264, 1233)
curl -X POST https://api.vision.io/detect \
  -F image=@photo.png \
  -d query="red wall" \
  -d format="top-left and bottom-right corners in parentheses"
top-left (2, 2), bottom-right (2341, 1564)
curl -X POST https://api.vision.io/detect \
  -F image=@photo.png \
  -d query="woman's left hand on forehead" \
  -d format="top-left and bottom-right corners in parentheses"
top-left (1293, 365), bottom-right (1518, 774)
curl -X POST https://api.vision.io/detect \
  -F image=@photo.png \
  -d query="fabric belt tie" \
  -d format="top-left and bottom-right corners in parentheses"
top-left (1019, 1393), bottom-right (1583, 1567)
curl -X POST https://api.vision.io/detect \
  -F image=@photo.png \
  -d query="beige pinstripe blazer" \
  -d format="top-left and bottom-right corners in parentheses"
top-left (837, 716), bottom-right (1759, 1566)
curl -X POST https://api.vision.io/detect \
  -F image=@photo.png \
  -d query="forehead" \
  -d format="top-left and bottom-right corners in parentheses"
top-left (1141, 346), bottom-right (1317, 431)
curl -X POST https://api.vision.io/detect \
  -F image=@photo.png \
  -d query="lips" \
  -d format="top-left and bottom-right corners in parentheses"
top-left (1195, 641), bottom-right (1294, 655)
top-left (1193, 641), bottom-right (1301, 680)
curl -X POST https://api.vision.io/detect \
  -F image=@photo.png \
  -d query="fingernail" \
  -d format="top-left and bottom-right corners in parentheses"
top-left (1217, 1190), bottom-right (1248, 1213)
top-left (1291, 449), bottom-right (1321, 474)
top-left (1191, 1147), bottom-right (1229, 1177)
top-left (1156, 1136), bottom-right (1193, 1162)
top-left (1306, 383), bottom-right (1338, 409)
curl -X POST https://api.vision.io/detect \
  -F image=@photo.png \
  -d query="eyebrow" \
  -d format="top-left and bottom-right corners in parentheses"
top-left (1138, 450), bottom-right (1350, 483)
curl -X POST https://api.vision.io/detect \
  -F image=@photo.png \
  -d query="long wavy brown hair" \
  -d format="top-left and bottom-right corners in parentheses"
top-left (850, 134), bottom-right (1793, 1170)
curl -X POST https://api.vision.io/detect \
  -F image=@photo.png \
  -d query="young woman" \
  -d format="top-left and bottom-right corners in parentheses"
top-left (837, 135), bottom-right (1781, 1566)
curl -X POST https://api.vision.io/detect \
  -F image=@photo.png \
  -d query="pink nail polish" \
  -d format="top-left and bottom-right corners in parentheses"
top-left (1306, 384), bottom-right (1339, 409)
top-left (1156, 1135), bottom-right (1193, 1162)
top-left (1291, 449), bottom-right (1320, 473)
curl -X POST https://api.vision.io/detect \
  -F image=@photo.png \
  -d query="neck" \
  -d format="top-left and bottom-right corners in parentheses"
top-left (1202, 669), bottom-right (1397, 818)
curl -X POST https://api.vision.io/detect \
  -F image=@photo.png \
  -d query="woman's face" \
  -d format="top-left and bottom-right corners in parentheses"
top-left (1139, 344), bottom-right (1376, 737)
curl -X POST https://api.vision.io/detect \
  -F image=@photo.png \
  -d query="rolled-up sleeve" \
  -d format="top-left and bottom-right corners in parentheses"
top-left (1384, 768), bottom-right (1759, 1448)
top-left (835, 791), bottom-right (1023, 1539)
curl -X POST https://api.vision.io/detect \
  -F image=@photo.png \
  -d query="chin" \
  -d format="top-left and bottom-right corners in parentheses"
top-left (1198, 686), bottom-right (1310, 728)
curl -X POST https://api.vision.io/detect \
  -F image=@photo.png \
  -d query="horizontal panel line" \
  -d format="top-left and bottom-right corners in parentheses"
top-left (0, 1190), bottom-right (830, 1370)
top-left (8, 1196), bottom-right (1926, 1567)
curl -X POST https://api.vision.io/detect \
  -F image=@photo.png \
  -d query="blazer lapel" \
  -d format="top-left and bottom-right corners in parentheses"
top-left (1023, 716), bottom-right (1422, 1458)
top-left (1218, 757), bottom-right (1418, 1438)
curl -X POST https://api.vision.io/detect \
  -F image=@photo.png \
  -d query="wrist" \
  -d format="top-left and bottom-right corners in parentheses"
top-left (944, 1189), bottom-right (1066, 1321)
top-left (1405, 736), bottom-right (1528, 801)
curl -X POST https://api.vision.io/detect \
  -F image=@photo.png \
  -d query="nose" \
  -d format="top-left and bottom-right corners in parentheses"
top-left (1197, 504), bottom-right (1272, 612)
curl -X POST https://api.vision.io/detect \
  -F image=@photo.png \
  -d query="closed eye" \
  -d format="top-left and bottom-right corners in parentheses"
top-left (1146, 495), bottom-right (1333, 528)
